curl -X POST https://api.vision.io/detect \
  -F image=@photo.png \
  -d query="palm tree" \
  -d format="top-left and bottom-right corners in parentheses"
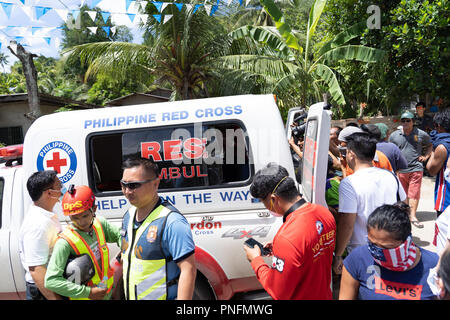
top-left (0, 53), bottom-right (9, 73)
top-left (221, 0), bottom-right (385, 108)
top-left (64, 3), bottom-right (229, 100)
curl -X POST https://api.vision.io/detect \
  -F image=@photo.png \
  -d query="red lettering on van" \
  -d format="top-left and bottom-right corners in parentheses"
top-left (183, 138), bottom-right (207, 159)
top-left (163, 139), bottom-right (182, 161)
top-left (141, 142), bottom-right (162, 161)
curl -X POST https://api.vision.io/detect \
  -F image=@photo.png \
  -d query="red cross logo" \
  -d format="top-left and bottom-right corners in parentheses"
top-left (46, 152), bottom-right (67, 174)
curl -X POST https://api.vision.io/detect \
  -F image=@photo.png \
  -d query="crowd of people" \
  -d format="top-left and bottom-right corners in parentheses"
top-left (17, 102), bottom-right (450, 301)
top-left (248, 103), bottom-right (450, 300)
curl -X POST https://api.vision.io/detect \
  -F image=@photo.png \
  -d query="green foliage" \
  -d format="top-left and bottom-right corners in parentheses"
top-left (225, 0), bottom-right (384, 110)
top-left (0, 72), bottom-right (20, 94)
top-left (86, 74), bottom-right (146, 106)
top-left (324, 0), bottom-right (449, 115)
top-left (385, 0), bottom-right (449, 97)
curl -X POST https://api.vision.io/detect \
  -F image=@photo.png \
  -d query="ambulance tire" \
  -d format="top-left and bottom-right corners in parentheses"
top-left (192, 272), bottom-right (215, 300)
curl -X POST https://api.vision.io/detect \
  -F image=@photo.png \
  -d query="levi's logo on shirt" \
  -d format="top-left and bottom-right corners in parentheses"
top-left (374, 276), bottom-right (423, 300)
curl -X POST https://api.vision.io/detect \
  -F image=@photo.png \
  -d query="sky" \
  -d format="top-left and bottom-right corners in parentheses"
top-left (0, 0), bottom-right (145, 68)
top-left (0, 0), bottom-right (250, 70)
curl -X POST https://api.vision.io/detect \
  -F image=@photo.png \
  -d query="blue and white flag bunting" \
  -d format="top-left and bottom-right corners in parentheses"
top-left (127, 13), bottom-right (136, 23)
top-left (1, 2), bottom-right (13, 18)
top-left (101, 11), bottom-right (110, 23)
top-left (153, 1), bottom-right (163, 12)
top-left (174, 3), bottom-right (183, 11)
top-left (125, 0), bottom-right (134, 12)
top-left (102, 26), bottom-right (110, 36)
top-left (35, 6), bottom-right (51, 20)
top-left (0, 0), bottom-right (258, 55)
top-left (90, 0), bottom-right (103, 9)
top-left (152, 14), bottom-right (161, 23)
top-left (71, 9), bottom-right (80, 20)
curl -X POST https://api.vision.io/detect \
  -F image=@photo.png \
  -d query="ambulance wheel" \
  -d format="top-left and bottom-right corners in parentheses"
top-left (192, 272), bottom-right (215, 300)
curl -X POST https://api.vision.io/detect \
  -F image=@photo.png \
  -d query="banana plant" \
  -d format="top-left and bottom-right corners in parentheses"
top-left (226, 0), bottom-right (385, 107)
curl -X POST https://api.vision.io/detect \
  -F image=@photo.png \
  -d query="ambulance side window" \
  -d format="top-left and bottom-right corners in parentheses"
top-left (89, 133), bottom-right (123, 192)
top-left (0, 178), bottom-right (3, 228)
top-left (88, 121), bottom-right (252, 194)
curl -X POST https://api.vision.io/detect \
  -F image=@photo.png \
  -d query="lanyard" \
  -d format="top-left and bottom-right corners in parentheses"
top-left (283, 198), bottom-right (307, 223)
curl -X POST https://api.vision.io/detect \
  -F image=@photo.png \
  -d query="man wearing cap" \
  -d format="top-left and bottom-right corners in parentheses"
top-left (372, 123), bottom-right (408, 173)
top-left (389, 110), bottom-right (432, 228)
top-left (338, 125), bottom-right (393, 177)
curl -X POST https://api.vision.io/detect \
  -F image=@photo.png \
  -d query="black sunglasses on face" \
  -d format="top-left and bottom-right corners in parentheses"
top-left (120, 177), bottom-right (158, 190)
top-left (401, 119), bottom-right (412, 123)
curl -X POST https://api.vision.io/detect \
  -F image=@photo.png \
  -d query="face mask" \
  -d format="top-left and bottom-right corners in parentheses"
top-left (367, 235), bottom-right (417, 272)
top-left (49, 185), bottom-right (67, 201)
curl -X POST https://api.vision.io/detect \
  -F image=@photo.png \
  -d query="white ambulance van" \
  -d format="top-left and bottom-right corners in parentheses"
top-left (0, 94), bottom-right (331, 299)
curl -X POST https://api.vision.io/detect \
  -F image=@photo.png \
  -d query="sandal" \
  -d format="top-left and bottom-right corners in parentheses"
top-left (411, 220), bottom-right (424, 228)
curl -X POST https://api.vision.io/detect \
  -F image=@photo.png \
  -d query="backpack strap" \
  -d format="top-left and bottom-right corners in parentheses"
top-left (385, 169), bottom-right (401, 202)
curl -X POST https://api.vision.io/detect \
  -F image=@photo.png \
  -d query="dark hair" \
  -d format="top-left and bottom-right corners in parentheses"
top-left (250, 162), bottom-right (299, 202)
top-left (27, 170), bottom-right (58, 202)
top-left (416, 101), bottom-right (426, 109)
top-left (331, 126), bottom-right (343, 136)
top-left (360, 124), bottom-right (381, 141)
top-left (346, 132), bottom-right (377, 162)
top-left (438, 248), bottom-right (450, 294)
top-left (122, 157), bottom-right (160, 177)
top-left (346, 122), bottom-right (359, 128)
top-left (367, 202), bottom-right (411, 242)
top-left (433, 109), bottom-right (450, 132)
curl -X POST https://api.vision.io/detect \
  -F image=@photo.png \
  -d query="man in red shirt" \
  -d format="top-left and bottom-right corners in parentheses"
top-left (243, 163), bottom-right (336, 300)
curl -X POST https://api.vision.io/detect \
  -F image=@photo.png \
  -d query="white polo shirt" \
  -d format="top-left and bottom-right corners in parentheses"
top-left (19, 204), bottom-right (62, 283)
top-left (339, 167), bottom-right (407, 251)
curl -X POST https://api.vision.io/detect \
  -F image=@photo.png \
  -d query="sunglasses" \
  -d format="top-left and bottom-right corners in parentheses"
top-left (401, 119), bottom-right (412, 123)
top-left (120, 177), bottom-right (158, 190)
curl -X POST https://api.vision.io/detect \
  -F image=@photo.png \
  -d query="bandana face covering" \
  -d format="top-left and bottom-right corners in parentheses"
top-left (367, 235), bottom-right (417, 272)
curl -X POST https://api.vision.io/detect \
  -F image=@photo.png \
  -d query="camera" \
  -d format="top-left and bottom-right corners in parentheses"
top-left (291, 113), bottom-right (307, 141)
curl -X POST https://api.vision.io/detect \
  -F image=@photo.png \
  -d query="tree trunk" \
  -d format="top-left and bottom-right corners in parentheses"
top-left (7, 41), bottom-right (41, 121)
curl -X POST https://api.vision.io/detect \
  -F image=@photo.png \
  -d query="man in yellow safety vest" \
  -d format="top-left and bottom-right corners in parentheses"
top-left (120, 157), bottom-right (197, 300)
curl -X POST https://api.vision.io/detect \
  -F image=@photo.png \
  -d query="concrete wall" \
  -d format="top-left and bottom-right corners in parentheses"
top-left (331, 115), bottom-right (402, 134)
top-left (0, 102), bottom-right (61, 143)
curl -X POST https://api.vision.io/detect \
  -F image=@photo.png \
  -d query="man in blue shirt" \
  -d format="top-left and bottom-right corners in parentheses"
top-left (373, 123), bottom-right (408, 173)
top-left (120, 157), bottom-right (196, 300)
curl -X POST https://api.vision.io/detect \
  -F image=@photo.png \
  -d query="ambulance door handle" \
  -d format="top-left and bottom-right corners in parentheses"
top-left (257, 212), bottom-right (270, 218)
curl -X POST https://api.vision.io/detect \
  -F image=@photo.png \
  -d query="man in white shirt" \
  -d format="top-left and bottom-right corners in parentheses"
top-left (19, 170), bottom-right (63, 300)
top-left (333, 132), bottom-right (406, 274)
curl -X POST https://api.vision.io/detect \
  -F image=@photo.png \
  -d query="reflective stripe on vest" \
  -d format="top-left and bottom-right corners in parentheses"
top-left (59, 218), bottom-right (113, 300)
top-left (122, 205), bottom-right (172, 300)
